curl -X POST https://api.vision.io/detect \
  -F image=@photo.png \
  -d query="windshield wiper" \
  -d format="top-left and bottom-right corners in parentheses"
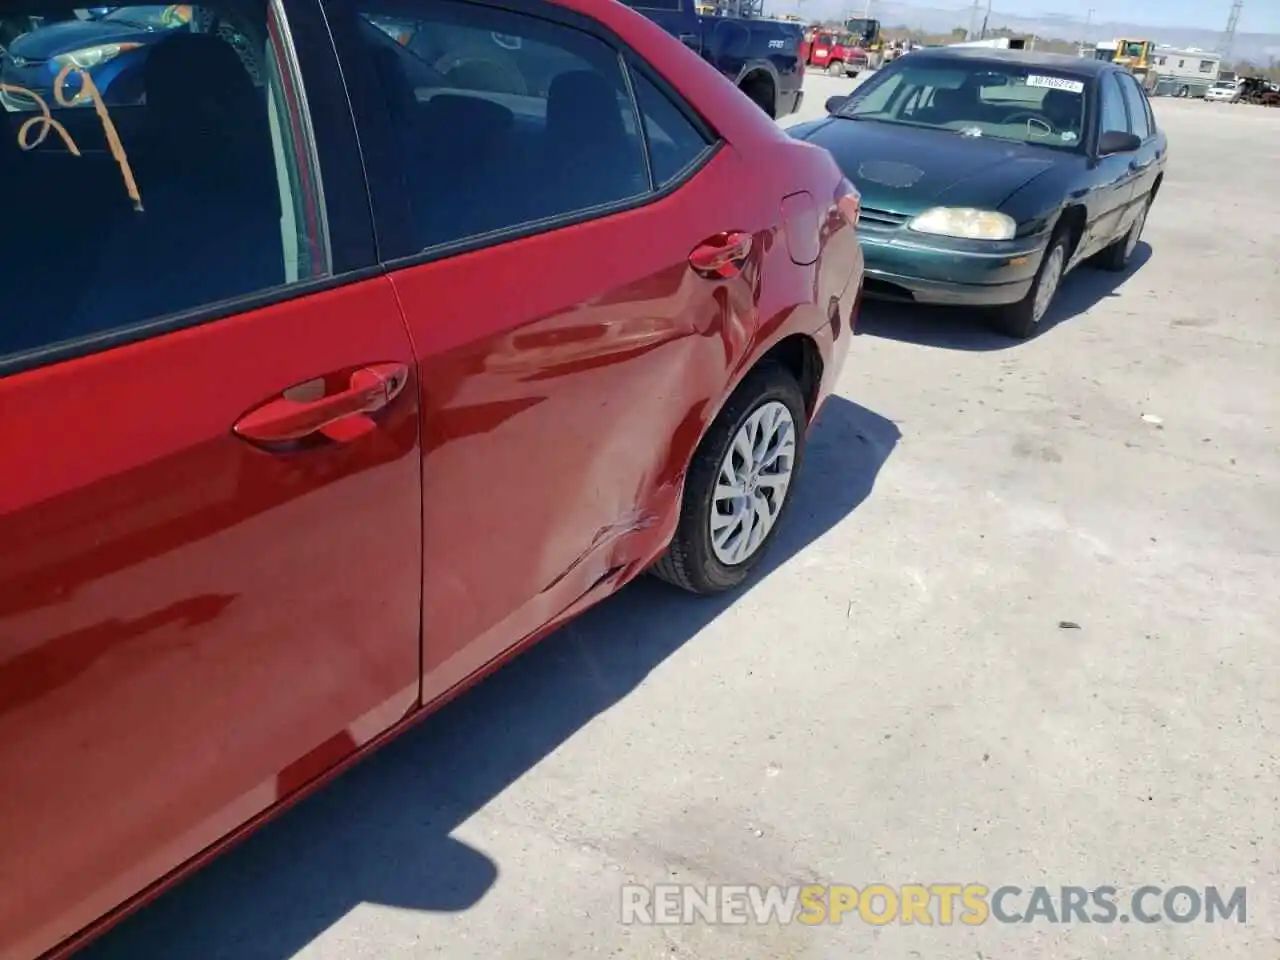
top-left (834, 113), bottom-right (891, 123)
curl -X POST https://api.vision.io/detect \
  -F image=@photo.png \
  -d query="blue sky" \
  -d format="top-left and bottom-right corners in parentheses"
top-left (1015, 0), bottom-right (1277, 32)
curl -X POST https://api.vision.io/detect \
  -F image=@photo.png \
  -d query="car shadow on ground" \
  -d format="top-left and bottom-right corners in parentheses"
top-left (78, 395), bottom-right (901, 960)
top-left (857, 242), bottom-right (1153, 351)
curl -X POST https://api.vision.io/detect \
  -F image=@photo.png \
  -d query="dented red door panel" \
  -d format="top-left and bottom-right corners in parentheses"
top-left (388, 149), bottom-right (771, 704)
top-left (0, 278), bottom-right (421, 960)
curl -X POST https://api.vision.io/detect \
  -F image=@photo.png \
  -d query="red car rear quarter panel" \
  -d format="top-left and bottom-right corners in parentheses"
top-left (723, 138), bottom-right (860, 405)
top-left (389, 148), bottom-right (775, 704)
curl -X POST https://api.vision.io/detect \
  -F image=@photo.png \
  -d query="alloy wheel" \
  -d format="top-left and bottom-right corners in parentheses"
top-left (709, 400), bottom-right (797, 566)
top-left (1032, 244), bottom-right (1065, 326)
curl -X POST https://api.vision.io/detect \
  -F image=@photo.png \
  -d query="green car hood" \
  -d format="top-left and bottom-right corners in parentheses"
top-left (790, 117), bottom-right (1062, 217)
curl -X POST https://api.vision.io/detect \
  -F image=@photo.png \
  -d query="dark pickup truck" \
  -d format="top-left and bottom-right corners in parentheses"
top-left (619, 0), bottom-right (804, 119)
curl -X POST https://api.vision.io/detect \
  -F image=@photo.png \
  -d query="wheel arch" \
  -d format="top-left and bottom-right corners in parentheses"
top-left (677, 331), bottom-right (824, 487)
top-left (756, 333), bottom-right (824, 420)
top-left (1057, 203), bottom-right (1089, 261)
top-left (738, 66), bottom-right (778, 117)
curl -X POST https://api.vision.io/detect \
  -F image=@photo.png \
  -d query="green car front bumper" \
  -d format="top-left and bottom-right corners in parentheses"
top-left (857, 221), bottom-right (1051, 307)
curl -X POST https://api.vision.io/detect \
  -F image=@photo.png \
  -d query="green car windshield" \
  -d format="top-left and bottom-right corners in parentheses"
top-left (835, 60), bottom-right (1090, 151)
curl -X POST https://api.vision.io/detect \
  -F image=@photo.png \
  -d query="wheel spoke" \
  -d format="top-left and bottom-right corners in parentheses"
top-left (745, 498), bottom-right (771, 554)
top-left (759, 428), bottom-right (795, 469)
top-left (712, 508), bottom-right (743, 552)
top-left (726, 509), bottom-right (752, 563)
top-left (756, 472), bottom-right (790, 494)
top-left (714, 481), bottom-right (744, 503)
top-left (731, 430), bottom-right (754, 473)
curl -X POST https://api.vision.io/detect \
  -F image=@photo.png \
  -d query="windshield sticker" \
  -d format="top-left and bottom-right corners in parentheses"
top-left (1026, 75), bottom-right (1085, 94)
top-left (1, 65), bottom-right (143, 212)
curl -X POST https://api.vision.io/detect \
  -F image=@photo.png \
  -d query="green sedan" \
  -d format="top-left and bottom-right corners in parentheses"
top-left (788, 48), bottom-right (1167, 338)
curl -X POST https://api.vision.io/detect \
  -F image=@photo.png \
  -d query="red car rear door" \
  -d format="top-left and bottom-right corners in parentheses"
top-left (326, 0), bottom-right (769, 703)
top-left (0, 7), bottom-right (420, 958)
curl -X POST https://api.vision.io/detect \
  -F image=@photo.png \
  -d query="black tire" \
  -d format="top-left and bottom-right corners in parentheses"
top-left (1096, 194), bottom-right (1152, 272)
top-left (826, 61), bottom-right (845, 77)
top-left (992, 225), bottom-right (1071, 340)
top-left (1178, 85), bottom-right (1190, 98)
top-left (650, 364), bottom-right (808, 595)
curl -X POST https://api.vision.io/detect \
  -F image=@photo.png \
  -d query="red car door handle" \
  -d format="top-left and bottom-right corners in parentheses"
top-left (689, 231), bottom-right (753, 278)
top-left (234, 362), bottom-right (409, 445)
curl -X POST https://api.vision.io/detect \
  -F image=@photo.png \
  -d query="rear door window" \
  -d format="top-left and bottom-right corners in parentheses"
top-left (341, 0), bottom-right (720, 259)
top-left (355, 0), bottom-right (649, 252)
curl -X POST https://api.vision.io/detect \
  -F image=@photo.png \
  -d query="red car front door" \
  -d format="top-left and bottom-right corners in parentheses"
top-left (0, 8), bottom-right (421, 959)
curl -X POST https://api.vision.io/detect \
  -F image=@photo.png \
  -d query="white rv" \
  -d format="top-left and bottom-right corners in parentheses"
top-left (1147, 47), bottom-right (1220, 97)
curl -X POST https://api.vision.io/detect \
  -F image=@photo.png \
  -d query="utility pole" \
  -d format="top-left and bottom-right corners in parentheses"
top-left (1220, 0), bottom-right (1243, 60)
top-left (979, 0), bottom-right (992, 40)
top-left (862, 0), bottom-right (871, 22)
top-left (968, 0), bottom-right (981, 40)
top-left (1078, 7), bottom-right (1093, 55)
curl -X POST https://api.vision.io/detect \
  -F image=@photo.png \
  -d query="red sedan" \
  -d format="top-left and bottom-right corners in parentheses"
top-left (0, 0), bottom-right (862, 957)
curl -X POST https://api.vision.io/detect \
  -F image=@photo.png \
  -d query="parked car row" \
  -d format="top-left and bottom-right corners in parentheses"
top-left (0, 2), bottom-right (857, 959)
top-left (1, 10), bottom-right (1167, 960)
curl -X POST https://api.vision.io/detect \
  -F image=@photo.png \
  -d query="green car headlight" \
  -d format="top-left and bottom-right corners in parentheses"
top-left (907, 207), bottom-right (1017, 241)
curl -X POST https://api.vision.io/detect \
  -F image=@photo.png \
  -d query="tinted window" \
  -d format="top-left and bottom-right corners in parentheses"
top-left (1118, 74), bottom-right (1151, 139)
top-left (838, 59), bottom-right (1087, 150)
top-left (629, 66), bottom-right (711, 186)
top-left (356, 0), bottom-right (649, 251)
top-left (0, 2), bottom-right (326, 361)
top-left (1099, 72), bottom-right (1128, 134)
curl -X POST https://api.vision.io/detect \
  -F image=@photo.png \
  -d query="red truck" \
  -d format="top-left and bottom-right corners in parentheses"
top-left (800, 29), bottom-right (868, 77)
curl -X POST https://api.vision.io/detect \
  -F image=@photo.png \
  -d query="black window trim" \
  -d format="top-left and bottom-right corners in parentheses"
top-left (336, 0), bottom-right (726, 272)
top-left (620, 53), bottom-right (657, 194)
top-left (626, 52), bottom-right (718, 162)
top-left (0, 0), bottom-right (379, 380)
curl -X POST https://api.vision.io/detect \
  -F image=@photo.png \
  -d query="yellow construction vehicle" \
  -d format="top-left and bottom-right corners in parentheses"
top-left (843, 16), bottom-right (883, 66)
top-left (1109, 38), bottom-right (1156, 84)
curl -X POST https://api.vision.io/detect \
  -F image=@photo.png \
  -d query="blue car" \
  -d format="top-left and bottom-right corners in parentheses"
top-left (0, 5), bottom-right (190, 110)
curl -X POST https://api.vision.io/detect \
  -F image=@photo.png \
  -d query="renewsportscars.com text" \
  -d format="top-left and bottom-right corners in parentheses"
top-left (620, 883), bottom-right (1247, 926)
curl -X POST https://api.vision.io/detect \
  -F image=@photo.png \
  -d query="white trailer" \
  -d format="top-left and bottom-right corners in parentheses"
top-left (1147, 47), bottom-right (1220, 97)
top-left (949, 36), bottom-right (1032, 51)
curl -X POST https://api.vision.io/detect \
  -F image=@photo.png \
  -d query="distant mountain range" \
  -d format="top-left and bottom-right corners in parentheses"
top-left (812, 1), bottom-right (1280, 63)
